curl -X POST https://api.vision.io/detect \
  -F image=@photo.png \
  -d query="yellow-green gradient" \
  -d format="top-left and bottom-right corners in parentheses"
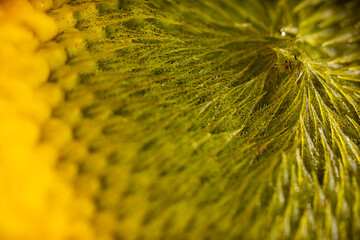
top-left (1, 0), bottom-right (360, 239)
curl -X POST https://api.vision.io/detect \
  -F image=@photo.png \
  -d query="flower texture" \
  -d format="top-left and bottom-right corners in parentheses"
top-left (1, 0), bottom-right (360, 239)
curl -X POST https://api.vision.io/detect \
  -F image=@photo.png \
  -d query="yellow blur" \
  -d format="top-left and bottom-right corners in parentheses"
top-left (0, 0), bottom-right (92, 239)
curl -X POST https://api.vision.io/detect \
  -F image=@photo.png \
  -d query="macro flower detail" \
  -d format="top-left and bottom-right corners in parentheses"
top-left (1, 0), bottom-right (360, 239)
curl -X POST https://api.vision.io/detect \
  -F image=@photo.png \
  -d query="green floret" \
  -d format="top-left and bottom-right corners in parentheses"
top-left (49, 0), bottom-right (360, 239)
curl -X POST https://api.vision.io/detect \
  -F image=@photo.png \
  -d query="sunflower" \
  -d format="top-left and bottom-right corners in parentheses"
top-left (1, 0), bottom-right (360, 239)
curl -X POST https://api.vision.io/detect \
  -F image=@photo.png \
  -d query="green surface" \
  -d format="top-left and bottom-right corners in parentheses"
top-left (50, 0), bottom-right (360, 239)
